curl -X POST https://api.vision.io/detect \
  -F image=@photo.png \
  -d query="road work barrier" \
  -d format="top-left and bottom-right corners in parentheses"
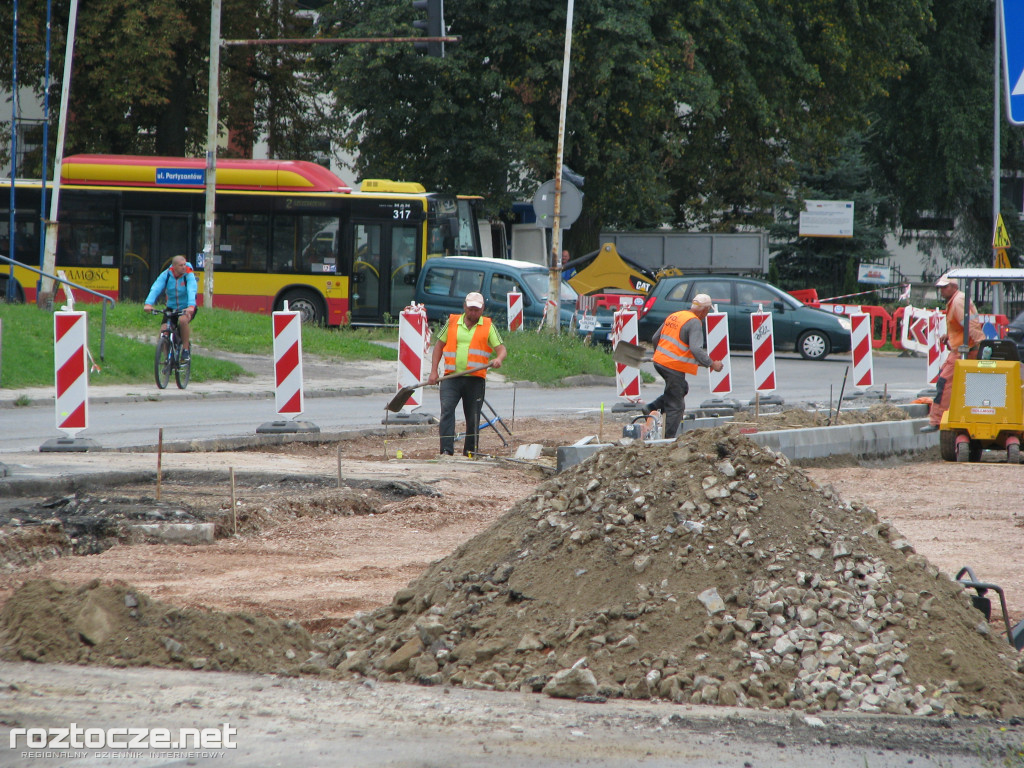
top-left (850, 313), bottom-right (874, 388)
top-left (506, 291), bottom-right (523, 331)
top-left (706, 309), bottom-right (732, 394)
top-left (54, 310), bottom-right (89, 435)
top-left (397, 304), bottom-right (429, 413)
top-left (612, 308), bottom-right (642, 402)
top-left (272, 306), bottom-right (305, 416)
top-left (750, 309), bottom-right (777, 392)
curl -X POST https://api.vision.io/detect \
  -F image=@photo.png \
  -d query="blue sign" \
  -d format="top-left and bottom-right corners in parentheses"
top-left (1003, 0), bottom-right (1024, 124)
top-left (156, 168), bottom-right (205, 186)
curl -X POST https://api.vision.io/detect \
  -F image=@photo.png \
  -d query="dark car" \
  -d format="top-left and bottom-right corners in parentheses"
top-left (637, 275), bottom-right (852, 360)
top-left (413, 256), bottom-right (615, 342)
top-left (1004, 311), bottom-right (1024, 359)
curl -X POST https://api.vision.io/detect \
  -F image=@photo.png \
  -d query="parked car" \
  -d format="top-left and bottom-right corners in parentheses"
top-left (413, 256), bottom-right (615, 342)
top-left (1004, 310), bottom-right (1024, 359)
top-left (637, 275), bottom-right (852, 360)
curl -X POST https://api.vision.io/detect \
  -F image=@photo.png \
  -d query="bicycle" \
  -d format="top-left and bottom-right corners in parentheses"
top-left (150, 308), bottom-right (192, 389)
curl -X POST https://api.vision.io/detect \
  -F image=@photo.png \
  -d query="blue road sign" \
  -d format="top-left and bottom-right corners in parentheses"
top-left (1003, 0), bottom-right (1024, 124)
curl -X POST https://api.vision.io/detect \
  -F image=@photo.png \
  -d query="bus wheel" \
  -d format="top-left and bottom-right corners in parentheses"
top-left (278, 290), bottom-right (325, 325)
top-left (0, 277), bottom-right (25, 303)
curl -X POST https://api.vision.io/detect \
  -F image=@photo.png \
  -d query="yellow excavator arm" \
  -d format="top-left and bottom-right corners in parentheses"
top-left (565, 243), bottom-right (681, 296)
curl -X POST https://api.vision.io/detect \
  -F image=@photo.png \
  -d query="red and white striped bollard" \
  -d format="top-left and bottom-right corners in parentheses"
top-left (750, 310), bottom-right (777, 392)
top-left (397, 304), bottom-right (429, 412)
top-left (507, 291), bottom-right (523, 331)
top-left (272, 308), bottom-right (304, 416)
top-left (54, 310), bottom-right (89, 436)
top-left (705, 309), bottom-right (732, 394)
top-left (613, 308), bottom-right (642, 401)
top-left (850, 312), bottom-right (874, 388)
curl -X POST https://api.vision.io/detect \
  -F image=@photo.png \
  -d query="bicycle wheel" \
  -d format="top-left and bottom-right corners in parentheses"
top-left (175, 345), bottom-right (191, 389)
top-left (155, 336), bottom-right (171, 389)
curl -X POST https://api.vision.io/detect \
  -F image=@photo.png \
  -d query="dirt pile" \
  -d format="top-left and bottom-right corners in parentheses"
top-left (722, 403), bottom-right (910, 432)
top-left (0, 578), bottom-right (325, 675)
top-left (327, 427), bottom-right (1024, 717)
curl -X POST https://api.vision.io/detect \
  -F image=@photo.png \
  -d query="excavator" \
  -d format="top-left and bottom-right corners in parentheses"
top-left (563, 242), bottom-right (682, 297)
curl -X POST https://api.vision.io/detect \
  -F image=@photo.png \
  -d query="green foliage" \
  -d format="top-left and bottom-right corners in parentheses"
top-left (0, 301), bottom-right (617, 388)
top-left (316, 0), bottom-right (930, 250)
top-left (499, 330), bottom-right (616, 386)
top-left (0, 0), bottom-right (326, 166)
top-left (771, 131), bottom-right (894, 297)
top-left (0, 301), bottom-right (246, 388)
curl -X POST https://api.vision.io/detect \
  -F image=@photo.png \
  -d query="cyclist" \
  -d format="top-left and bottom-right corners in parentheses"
top-left (144, 255), bottom-right (198, 362)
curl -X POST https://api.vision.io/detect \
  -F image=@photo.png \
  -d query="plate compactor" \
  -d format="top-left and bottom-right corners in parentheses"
top-left (939, 338), bottom-right (1024, 463)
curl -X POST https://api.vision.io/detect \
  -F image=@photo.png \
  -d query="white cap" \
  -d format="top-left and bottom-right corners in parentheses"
top-left (464, 291), bottom-right (485, 308)
top-left (691, 293), bottom-right (713, 309)
top-left (935, 274), bottom-right (955, 287)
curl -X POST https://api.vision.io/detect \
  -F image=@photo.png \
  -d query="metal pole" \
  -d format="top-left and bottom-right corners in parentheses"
top-left (8, 0), bottom-right (18, 301)
top-left (203, 0), bottom-right (222, 309)
top-left (39, 0), bottom-right (79, 307)
top-left (547, 0), bottom-right (574, 330)
top-left (38, 0), bottom-right (52, 274)
top-left (993, 0), bottom-right (1003, 315)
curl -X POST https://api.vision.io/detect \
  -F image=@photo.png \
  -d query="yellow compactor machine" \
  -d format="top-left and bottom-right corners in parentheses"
top-left (938, 268), bottom-right (1024, 463)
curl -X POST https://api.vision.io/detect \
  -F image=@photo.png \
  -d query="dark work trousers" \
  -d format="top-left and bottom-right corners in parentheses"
top-left (439, 375), bottom-right (486, 456)
top-left (648, 362), bottom-right (689, 439)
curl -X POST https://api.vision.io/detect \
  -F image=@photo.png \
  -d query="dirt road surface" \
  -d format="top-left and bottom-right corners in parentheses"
top-left (1, 413), bottom-right (1023, 766)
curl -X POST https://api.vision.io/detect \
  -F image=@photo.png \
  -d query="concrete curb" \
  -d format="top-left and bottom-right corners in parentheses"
top-left (556, 404), bottom-right (936, 472)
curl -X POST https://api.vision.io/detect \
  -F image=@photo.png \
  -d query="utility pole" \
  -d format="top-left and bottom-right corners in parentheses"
top-left (202, 0), bottom-right (222, 309)
top-left (547, 0), bottom-right (574, 330)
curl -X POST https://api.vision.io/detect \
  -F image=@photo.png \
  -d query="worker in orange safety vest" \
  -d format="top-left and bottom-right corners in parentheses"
top-left (428, 291), bottom-right (507, 456)
top-left (643, 293), bottom-right (723, 439)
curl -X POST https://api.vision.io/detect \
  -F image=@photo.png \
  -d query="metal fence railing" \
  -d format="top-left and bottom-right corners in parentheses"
top-left (1, 254), bottom-right (116, 360)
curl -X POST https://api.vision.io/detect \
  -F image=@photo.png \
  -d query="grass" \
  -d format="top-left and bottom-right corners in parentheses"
top-left (0, 300), bottom-right (621, 389)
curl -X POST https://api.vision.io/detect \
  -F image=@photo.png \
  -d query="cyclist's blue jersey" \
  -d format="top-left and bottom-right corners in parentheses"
top-left (146, 265), bottom-right (197, 311)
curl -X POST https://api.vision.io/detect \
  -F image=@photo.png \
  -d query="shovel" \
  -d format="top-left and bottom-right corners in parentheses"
top-left (385, 363), bottom-right (492, 412)
top-left (612, 340), bottom-right (651, 367)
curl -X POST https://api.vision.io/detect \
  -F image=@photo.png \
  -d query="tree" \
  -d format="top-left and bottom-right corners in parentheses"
top-left (316, 0), bottom-right (931, 255)
top-left (0, 0), bottom-right (327, 172)
top-left (770, 131), bottom-right (894, 299)
top-left (866, 0), bottom-right (1024, 267)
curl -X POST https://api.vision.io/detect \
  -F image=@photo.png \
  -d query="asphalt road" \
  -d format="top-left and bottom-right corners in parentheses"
top-left (1, 352), bottom-right (933, 452)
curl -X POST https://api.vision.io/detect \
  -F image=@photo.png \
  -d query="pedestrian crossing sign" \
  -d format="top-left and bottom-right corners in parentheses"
top-left (994, 213), bottom-right (1012, 249)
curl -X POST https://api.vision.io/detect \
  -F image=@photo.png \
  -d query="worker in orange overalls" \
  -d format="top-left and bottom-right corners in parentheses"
top-left (922, 274), bottom-right (985, 432)
top-left (428, 292), bottom-right (507, 456)
top-left (644, 293), bottom-right (723, 439)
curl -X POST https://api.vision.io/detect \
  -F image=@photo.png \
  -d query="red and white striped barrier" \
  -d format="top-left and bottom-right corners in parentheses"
top-left (705, 310), bottom-right (732, 394)
top-left (612, 308), bottom-right (642, 401)
top-left (272, 307), bottom-right (304, 416)
top-left (850, 312), bottom-right (874, 388)
top-left (507, 291), bottom-right (523, 331)
top-left (927, 311), bottom-right (945, 384)
top-left (54, 310), bottom-right (89, 436)
top-left (397, 304), bottom-right (429, 412)
top-left (750, 310), bottom-right (776, 392)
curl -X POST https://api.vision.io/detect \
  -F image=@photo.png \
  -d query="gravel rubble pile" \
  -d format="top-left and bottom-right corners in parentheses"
top-left (328, 428), bottom-right (1024, 718)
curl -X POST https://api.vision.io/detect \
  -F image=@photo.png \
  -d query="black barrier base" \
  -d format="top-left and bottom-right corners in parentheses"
top-left (749, 394), bottom-right (785, 406)
top-left (256, 420), bottom-right (320, 434)
top-left (382, 411), bottom-right (435, 425)
top-left (40, 437), bottom-right (100, 452)
top-left (611, 402), bottom-right (643, 413)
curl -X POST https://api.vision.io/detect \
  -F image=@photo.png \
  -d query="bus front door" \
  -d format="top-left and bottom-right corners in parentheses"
top-left (121, 214), bottom-right (191, 303)
top-left (350, 223), bottom-right (420, 324)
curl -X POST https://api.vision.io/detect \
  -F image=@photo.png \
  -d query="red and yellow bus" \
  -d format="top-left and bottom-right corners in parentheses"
top-left (1, 154), bottom-right (484, 325)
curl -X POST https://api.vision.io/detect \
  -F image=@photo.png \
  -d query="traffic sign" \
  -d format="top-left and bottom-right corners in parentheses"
top-left (994, 213), bottom-right (1012, 249)
top-left (532, 180), bottom-right (583, 229)
top-left (1002, 0), bottom-right (1024, 124)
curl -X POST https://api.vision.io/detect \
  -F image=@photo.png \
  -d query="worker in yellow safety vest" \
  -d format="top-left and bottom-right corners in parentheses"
top-left (643, 293), bottom-right (723, 439)
top-left (428, 291), bottom-right (507, 456)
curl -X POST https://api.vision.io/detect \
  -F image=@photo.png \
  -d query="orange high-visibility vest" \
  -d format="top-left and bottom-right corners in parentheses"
top-left (652, 310), bottom-right (699, 374)
top-left (443, 314), bottom-right (493, 377)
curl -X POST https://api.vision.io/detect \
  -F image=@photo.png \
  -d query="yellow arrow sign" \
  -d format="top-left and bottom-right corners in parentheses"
top-left (994, 213), bottom-right (1012, 249)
